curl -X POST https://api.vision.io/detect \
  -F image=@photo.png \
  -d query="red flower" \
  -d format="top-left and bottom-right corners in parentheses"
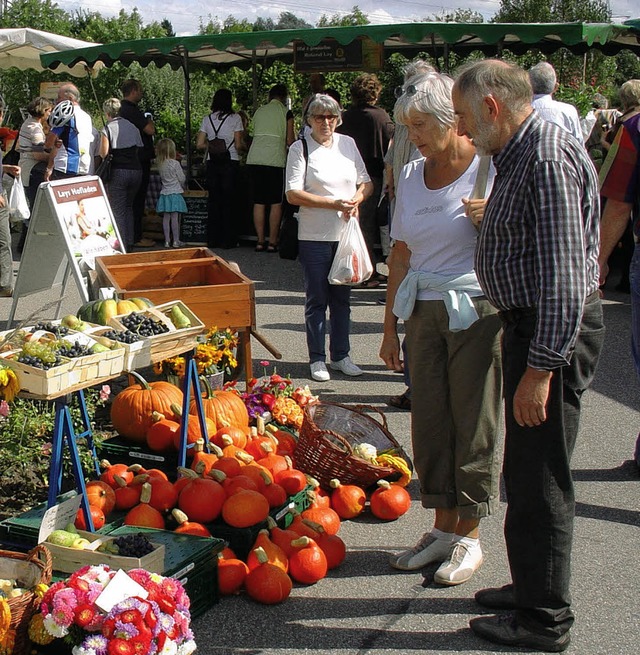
top-left (107, 638), bottom-right (135, 655)
top-left (130, 637), bottom-right (152, 655)
top-left (102, 617), bottom-right (116, 638)
top-left (157, 597), bottom-right (176, 616)
top-left (119, 609), bottom-right (143, 624)
top-left (74, 603), bottom-right (98, 628)
top-left (261, 392), bottom-right (276, 410)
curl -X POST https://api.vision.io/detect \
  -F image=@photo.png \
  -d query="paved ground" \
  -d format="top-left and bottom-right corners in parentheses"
top-left (2, 236), bottom-right (639, 655)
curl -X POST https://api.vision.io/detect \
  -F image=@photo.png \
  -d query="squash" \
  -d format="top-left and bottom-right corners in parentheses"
top-left (189, 377), bottom-right (249, 432)
top-left (124, 483), bottom-right (165, 529)
top-left (178, 477), bottom-right (226, 523)
top-left (146, 411), bottom-right (180, 452)
top-left (329, 479), bottom-right (366, 519)
top-left (244, 547), bottom-right (292, 605)
top-left (288, 536), bottom-right (327, 585)
top-left (76, 297), bottom-right (153, 325)
top-left (246, 529), bottom-right (288, 572)
top-left (171, 508), bottom-right (212, 537)
top-left (110, 371), bottom-right (183, 443)
top-left (85, 480), bottom-right (116, 515)
top-left (217, 556), bottom-right (249, 596)
top-left (369, 480), bottom-right (411, 520)
top-left (221, 489), bottom-right (270, 528)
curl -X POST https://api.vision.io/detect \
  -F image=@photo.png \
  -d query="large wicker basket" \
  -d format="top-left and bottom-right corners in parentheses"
top-left (0, 545), bottom-right (52, 655)
top-left (294, 402), bottom-right (411, 490)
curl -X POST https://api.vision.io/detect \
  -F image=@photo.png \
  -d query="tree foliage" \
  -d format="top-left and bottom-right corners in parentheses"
top-left (317, 6), bottom-right (369, 27)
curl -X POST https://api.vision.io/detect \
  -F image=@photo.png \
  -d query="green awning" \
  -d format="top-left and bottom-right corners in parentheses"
top-left (40, 21), bottom-right (640, 73)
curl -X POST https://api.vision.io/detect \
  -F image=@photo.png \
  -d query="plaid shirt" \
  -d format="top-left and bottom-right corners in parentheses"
top-left (476, 113), bottom-right (600, 370)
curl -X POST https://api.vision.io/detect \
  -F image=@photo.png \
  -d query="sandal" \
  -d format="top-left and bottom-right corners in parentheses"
top-left (267, 244), bottom-right (279, 253)
top-left (388, 392), bottom-right (411, 411)
top-left (359, 278), bottom-right (380, 289)
top-left (255, 242), bottom-right (266, 252)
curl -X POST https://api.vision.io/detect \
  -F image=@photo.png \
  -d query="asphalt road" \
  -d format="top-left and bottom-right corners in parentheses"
top-left (2, 237), bottom-right (639, 655)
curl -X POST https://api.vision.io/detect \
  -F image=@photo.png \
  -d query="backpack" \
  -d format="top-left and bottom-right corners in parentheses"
top-left (207, 113), bottom-right (231, 164)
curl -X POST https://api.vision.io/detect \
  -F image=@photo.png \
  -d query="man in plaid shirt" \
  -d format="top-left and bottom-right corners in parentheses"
top-left (452, 59), bottom-right (604, 652)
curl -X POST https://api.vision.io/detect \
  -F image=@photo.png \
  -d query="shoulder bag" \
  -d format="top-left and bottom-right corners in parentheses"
top-left (96, 127), bottom-right (113, 182)
top-left (207, 114), bottom-right (231, 164)
top-left (279, 137), bottom-right (309, 261)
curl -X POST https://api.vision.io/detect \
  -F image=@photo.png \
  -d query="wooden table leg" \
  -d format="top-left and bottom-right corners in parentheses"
top-left (241, 328), bottom-right (252, 386)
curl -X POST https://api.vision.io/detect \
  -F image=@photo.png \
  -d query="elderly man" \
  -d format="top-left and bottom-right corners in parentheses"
top-left (528, 62), bottom-right (582, 141)
top-left (44, 83), bottom-right (94, 180)
top-left (452, 60), bottom-right (604, 652)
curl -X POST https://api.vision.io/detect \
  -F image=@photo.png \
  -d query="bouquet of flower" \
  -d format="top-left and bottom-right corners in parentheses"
top-left (234, 361), bottom-right (318, 429)
top-left (29, 564), bottom-right (196, 655)
top-left (154, 327), bottom-right (239, 379)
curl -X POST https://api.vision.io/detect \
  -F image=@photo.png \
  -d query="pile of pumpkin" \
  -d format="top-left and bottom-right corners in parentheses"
top-left (218, 476), bottom-right (412, 605)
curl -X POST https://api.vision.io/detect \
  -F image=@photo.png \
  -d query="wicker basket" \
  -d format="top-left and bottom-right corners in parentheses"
top-left (0, 544), bottom-right (52, 655)
top-left (294, 402), bottom-right (410, 490)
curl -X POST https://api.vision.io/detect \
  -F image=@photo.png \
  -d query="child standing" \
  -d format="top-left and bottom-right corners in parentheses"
top-left (155, 138), bottom-right (187, 248)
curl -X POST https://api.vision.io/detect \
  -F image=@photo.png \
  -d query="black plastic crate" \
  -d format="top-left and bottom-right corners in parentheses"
top-left (99, 435), bottom-right (180, 478)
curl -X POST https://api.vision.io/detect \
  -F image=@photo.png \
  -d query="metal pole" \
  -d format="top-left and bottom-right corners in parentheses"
top-left (182, 48), bottom-right (193, 184)
top-left (252, 50), bottom-right (258, 113)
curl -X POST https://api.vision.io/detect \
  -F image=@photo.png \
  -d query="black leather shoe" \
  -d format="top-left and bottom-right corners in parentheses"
top-left (475, 584), bottom-right (517, 609)
top-left (470, 614), bottom-right (570, 652)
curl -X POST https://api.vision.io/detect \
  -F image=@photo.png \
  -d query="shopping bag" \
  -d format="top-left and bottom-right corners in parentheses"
top-left (278, 200), bottom-right (299, 260)
top-left (8, 173), bottom-right (30, 222)
top-left (95, 153), bottom-right (113, 182)
top-left (328, 216), bottom-right (373, 285)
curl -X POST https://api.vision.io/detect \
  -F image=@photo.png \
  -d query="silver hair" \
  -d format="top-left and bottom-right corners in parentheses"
top-left (306, 94), bottom-right (343, 127)
top-left (619, 80), bottom-right (640, 112)
top-left (394, 72), bottom-right (456, 133)
top-left (455, 59), bottom-right (532, 116)
top-left (59, 83), bottom-right (80, 103)
top-left (528, 62), bottom-right (556, 95)
top-left (402, 58), bottom-right (436, 83)
top-left (103, 97), bottom-right (121, 119)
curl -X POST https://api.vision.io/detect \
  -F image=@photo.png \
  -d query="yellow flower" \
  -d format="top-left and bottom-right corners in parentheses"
top-left (0, 366), bottom-right (19, 403)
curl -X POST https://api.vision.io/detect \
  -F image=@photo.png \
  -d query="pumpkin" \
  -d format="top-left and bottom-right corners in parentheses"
top-left (146, 411), bottom-right (180, 452)
top-left (287, 511), bottom-right (322, 540)
top-left (265, 424), bottom-right (297, 457)
top-left (85, 480), bottom-right (116, 515)
top-left (124, 483), bottom-right (165, 529)
top-left (275, 466), bottom-right (307, 496)
top-left (302, 504), bottom-right (341, 535)
top-left (288, 536), bottom-right (327, 585)
top-left (222, 474), bottom-right (259, 496)
top-left (314, 526), bottom-right (347, 569)
top-left (261, 478), bottom-right (288, 509)
top-left (329, 479), bottom-right (366, 519)
top-left (189, 380), bottom-right (249, 433)
top-left (369, 480), bottom-right (412, 520)
top-left (171, 508), bottom-right (212, 537)
top-left (190, 441), bottom-right (221, 476)
top-left (246, 529), bottom-right (288, 572)
top-left (221, 489), bottom-right (270, 528)
top-left (147, 477), bottom-right (179, 513)
top-left (266, 516), bottom-right (300, 557)
top-left (113, 475), bottom-right (142, 512)
top-left (99, 460), bottom-right (134, 488)
top-left (211, 425), bottom-right (248, 450)
top-left (217, 556), bottom-right (249, 596)
top-left (171, 403), bottom-right (217, 450)
top-left (75, 505), bottom-right (105, 531)
top-left (110, 371), bottom-right (183, 443)
top-left (244, 547), bottom-right (292, 605)
top-left (178, 477), bottom-right (225, 523)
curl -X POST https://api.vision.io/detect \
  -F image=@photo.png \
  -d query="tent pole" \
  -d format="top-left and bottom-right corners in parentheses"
top-left (252, 50), bottom-right (258, 113)
top-left (182, 49), bottom-right (192, 184)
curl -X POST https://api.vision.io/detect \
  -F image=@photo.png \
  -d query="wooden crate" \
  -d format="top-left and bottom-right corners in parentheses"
top-left (44, 530), bottom-right (165, 574)
top-left (107, 300), bottom-right (206, 370)
top-left (94, 248), bottom-right (255, 332)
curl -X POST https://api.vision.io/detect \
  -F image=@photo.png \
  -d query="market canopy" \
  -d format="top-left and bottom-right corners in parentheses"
top-left (40, 21), bottom-right (640, 74)
top-left (0, 27), bottom-right (101, 76)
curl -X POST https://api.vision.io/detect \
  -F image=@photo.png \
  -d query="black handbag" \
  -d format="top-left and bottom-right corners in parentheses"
top-left (279, 138), bottom-right (308, 261)
top-left (96, 128), bottom-right (113, 182)
top-left (3, 136), bottom-right (20, 166)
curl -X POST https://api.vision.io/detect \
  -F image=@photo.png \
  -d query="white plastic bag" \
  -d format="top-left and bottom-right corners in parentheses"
top-left (328, 216), bottom-right (373, 285)
top-left (8, 173), bottom-right (30, 222)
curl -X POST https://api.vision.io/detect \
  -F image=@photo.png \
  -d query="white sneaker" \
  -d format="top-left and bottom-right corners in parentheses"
top-left (164, 242), bottom-right (171, 248)
top-left (172, 240), bottom-right (184, 248)
top-left (329, 356), bottom-right (363, 376)
top-left (310, 361), bottom-right (330, 382)
top-left (389, 531), bottom-right (453, 571)
top-left (434, 541), bottom-right (483, 586)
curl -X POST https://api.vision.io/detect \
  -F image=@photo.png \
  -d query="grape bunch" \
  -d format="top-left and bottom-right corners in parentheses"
top-left (113, 533), bottom-right (155, 557)
top-left (57, 341), bottom-right (92, 358)
top-left (17, 341), bottom-right (63, 369)
top-left (120, 312), bottom-right (170, 337)
top-left (101, 329), bottom-right (141, 344)
top-left (32, 322), bottom-right (69, 337)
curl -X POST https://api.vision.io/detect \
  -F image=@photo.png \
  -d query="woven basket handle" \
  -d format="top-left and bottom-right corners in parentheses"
top-left (351, 404), bottom-right (388, 431)
top-left (27, 544), bottom-right (53, 583)
top-left (318, 427), bottom-right (355, 454)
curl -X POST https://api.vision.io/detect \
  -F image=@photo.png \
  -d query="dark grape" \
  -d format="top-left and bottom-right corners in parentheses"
top-left (31, 322), bottom-right (69, 337)
top-left (113, 533), bottom-right (154, 557)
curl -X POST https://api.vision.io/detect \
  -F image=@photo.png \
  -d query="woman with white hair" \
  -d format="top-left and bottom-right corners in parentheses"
top-left (98, 97), bottom-right (143, 250)
top-left (285, 93), bottom-right (373, 382)
top-left (379, 72), bottom-right (502, 585)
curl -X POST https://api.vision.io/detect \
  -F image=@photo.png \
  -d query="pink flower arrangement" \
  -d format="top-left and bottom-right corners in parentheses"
top-left (32, 564), bottom-right (196, 655)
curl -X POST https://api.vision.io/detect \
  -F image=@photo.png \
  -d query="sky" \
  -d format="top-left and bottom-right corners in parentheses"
top-left (53, 0), bottom-right (638, 37)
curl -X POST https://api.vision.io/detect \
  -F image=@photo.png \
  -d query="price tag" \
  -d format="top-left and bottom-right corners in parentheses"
top-left (38, 494), bottom-right (82, 544)
top-left (94, 569), bottom-right (149, 613)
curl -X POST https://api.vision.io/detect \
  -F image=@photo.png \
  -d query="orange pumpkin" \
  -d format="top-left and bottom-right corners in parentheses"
top-left (218, 556), bottom-right (249, 596)
top-left (75, 505), bottom-right (105, 530)
top-left (211, 425), bottom-right (248, 450)
top-left (111, 371), bottom-right (183, 443)
top-left (178, 477), bottom-right (226, 523)
top-left (124, 483), bottom-right (165, 529)
top-left (329, 479), bottom-right (366, 519)
top-left (85, 480), bottom-right (116, 515)
top-left (189, 384), bottom-right (249, 433)
top-left (146, 411), bottom-right (180, 452)
top-left (369, 480), bottom-right (412, 521)
top-left (221, 489), bottom-right (270, 528)
top-left (244, 547), bottom-right (292, 604)
top-left (288, 536), bottom-right (327, 585)
top-left (246, 529), bottom-right (289, 572)
top-left (99, 461), bottom-right (134, 488)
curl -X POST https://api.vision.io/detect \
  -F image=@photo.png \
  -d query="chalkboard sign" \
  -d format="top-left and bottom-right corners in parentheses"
top-left (181, 190), bottom-right (208, 244)
top-left (294, 37), bottom-right (383, 73)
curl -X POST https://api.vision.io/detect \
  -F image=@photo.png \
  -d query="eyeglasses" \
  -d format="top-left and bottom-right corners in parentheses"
top-left (394, 84), bottom-right (428, 99)
top-left (312, 114), bottom-right (338, 122)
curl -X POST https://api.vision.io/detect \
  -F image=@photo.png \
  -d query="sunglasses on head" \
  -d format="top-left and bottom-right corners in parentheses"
top-left (394, 84), bottom-right (429, 99)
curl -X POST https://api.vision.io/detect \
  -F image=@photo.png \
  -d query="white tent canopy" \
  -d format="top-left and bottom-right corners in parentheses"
top-left (0, 27), bottom-right (101, 76)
